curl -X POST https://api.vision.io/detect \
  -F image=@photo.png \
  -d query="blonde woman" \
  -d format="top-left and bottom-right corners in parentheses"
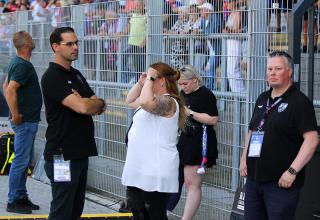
top-left (177, 65), bottom-right (218, 220)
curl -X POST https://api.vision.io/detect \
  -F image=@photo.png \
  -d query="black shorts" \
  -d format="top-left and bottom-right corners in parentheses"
top-left (268, 0), bottom-right (296, 11)
top-left (282, 0), bottom-right (295, 10)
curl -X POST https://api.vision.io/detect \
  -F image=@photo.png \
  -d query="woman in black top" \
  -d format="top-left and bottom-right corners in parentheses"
top-left (177, 65), bottom-right (218, 220)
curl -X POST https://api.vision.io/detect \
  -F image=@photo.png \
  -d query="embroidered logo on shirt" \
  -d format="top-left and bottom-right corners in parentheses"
top-left (67, 81), bottom-right (72, 84)
top-left (258, 105), bottom-right (263, 108)
top-left (278, 103), bottom-right (288, 112)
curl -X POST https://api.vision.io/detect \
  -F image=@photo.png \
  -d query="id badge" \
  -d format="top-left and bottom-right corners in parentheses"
top-left (248, 131), bottom-right (264, 157)
top-left (53, 154), bottom-right (71, 182)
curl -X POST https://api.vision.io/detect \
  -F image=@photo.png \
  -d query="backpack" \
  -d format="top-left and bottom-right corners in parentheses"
top-left (0, 133), bottom-right (14, 175)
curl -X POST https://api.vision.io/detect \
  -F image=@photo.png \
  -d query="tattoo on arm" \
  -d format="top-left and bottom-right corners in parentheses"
top-left (152, 96), bottom-right (175, 116)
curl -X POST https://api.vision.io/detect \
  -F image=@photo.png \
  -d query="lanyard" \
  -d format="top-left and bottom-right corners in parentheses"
top-left (257, 97), bottom-right (282, 131)
top-left (197, 125), bottom-right (207, 175)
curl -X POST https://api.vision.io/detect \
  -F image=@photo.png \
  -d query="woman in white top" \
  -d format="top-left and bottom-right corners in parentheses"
top-left (224, 0), bottom-right (245, 92)
top-left (122, 62), bottom-right (186, 220)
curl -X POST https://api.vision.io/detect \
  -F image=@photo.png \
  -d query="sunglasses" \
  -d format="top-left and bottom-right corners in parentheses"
top-left (60, 40), bottom-right (79, 47)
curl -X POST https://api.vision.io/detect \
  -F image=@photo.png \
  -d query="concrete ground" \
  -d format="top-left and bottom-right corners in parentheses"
top-left (0, 175), bottom-right (120, 217)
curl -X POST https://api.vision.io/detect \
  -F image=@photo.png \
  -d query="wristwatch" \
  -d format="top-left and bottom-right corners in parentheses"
top-left (287, 167), bottom-right (298, 175)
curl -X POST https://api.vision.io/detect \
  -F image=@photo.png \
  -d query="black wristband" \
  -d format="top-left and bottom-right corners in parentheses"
top-left (288, 167), bottom-right (298, 175)
top-left (99, 98), bottom-right (106, 109)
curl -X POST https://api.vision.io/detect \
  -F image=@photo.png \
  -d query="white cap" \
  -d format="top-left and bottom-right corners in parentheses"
top-left (198, 2), bottom-right (213, 10)
top-left (118, 0), bottom-right (126, 6)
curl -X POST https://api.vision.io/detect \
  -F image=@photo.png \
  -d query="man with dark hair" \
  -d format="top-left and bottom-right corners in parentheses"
top-left (41, 27), bottom-right (106, 220)
top-left (239, 51), bottom-right (319, 220)
top-left (3, 31), bottom-right (42, 214)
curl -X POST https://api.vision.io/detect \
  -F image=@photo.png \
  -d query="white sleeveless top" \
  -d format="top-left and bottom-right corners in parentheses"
top-left (122, 98), bottom-right (180, 193)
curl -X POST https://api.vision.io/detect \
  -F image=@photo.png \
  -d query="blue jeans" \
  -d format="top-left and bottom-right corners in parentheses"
top-left (197, 52), bottom-right (215, 91)
top-left (8, 122), bottom-right (38, 203)
top-left (244, 178), bottom-right (300, 220)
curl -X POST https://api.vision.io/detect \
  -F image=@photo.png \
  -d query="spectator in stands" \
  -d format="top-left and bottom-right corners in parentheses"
top-left (61, 0), bottom-right (74, 7)
top-left (82, 0), bottom-right (99, 80)
top-left (122, 0), bottom-right (147, 83)
top-left (32, 0), bottom-right (49, 22)
top-left (0, 13), bottom-right (16, 38)
top-left (59, 0), bottom-right (72, 27)
top-left (239, 51), bottom-right (319, 220)
top-left (169, 6), bottom-right (189, 69)
top-left (170, 65), bottom-right (218, 220)
top-left (42, 27), bottom-right (106, 220)
top-left (3, 31), bottom-right (42, 214)
top-left (194, 2), bottom-right (222, 90)
top-left (185, 4), bottom-right (201, 33)
top-left (98, 8), bottom-right (122, 81)
top-left (83, 0), bottom-right (101, 36)
top-left (0, 0), bottom-right (5, 12)
top-left (268, 0), bottom-right (281, 32)
top-left (7, 0), bottom-right (17, 12)
top-left (268, 0), bottom-right (296, 33)
top-left (19, 3), bottom-right (29, 10)
top-left (47, 0), bottom-right (62, 28)
top-left (122, 62), bottom-right (186, 220)
top-left (163, 0), bottom-right (182, 33)
top-left (184, 4), bottom-right (202, 76)
top-left (2, 0), bottom-right (17, 12)
top-left (224, 0), bottom-right (245, 92)
top-left (122, 0), bottom-right (135, 13)
top-left (21, 0), bottom-right (30, 10)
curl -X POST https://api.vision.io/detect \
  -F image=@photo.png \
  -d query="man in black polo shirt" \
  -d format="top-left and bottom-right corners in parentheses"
top-left (41, 27), bottom-right (106, 220)
top-left (239, 51), bottom-right (318, 220)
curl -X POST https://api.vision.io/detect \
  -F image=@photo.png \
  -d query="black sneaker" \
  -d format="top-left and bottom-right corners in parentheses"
top-left (18, 197), bottom-right (40, 210)
top-left (6, 201), bottom-right (32, 214)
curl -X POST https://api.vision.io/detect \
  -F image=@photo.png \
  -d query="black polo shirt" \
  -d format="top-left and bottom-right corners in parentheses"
top-left (41, 62), bottom-right (98, 161)
top-left (247, 85), bottom-right (318, 187)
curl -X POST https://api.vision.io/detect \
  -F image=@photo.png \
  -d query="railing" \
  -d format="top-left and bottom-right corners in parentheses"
top-left (0, 1), bottom-right (319, 219)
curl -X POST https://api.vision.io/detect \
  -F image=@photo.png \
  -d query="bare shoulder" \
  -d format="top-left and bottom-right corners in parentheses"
top-left (152, 95), bottom-right (176, 117)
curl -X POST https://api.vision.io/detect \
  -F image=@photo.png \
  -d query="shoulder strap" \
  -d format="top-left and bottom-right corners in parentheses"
top-left (125, 107), bottom-right (141, 146)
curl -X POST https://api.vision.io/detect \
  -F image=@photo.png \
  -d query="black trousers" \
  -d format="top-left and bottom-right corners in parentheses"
top-left (44, 158), bottom-right (88, 220)
top-left (127, 186), bottom-right (169, 220)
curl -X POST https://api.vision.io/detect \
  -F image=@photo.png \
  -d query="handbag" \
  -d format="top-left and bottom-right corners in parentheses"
top-left (0, 134), bottom-right (14, 175)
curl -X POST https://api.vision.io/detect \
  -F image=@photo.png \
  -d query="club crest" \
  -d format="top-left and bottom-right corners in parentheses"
top-left (278, 103), bottom-right (288, 112)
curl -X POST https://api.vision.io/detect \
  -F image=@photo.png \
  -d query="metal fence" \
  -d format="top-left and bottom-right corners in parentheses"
top-left (0, 0), bottom-right (319, 219)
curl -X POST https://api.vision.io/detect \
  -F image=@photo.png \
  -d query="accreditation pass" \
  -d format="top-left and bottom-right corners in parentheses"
top-left (248, 131), bottom-right (264, 157)
top-left (53, 154), bottom-right (71, 182)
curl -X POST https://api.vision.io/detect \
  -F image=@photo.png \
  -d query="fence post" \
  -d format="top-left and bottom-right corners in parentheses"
top-left (231, 98), bottom-right (241, 191)
top-left (147, 0), bottom-right (163, 65)
top-left (307, 7), bottom-right (315, 100)
top-left (248, 0), bottom-right (268, 101)
top-left (288, 0), bottom-right (314, 89)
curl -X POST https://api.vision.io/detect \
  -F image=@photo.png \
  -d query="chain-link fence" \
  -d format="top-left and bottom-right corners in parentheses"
top-left (0, 0), bottom-right (319, 219)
